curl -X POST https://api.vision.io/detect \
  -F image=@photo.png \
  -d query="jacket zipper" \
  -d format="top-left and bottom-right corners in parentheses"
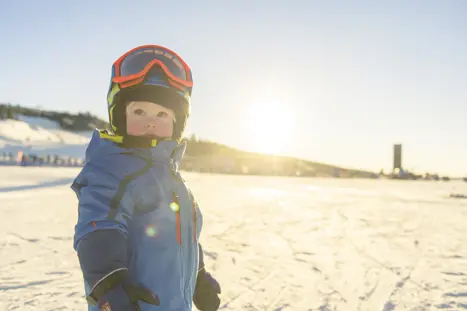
top-left (171, 192), bottom-right (182, 245)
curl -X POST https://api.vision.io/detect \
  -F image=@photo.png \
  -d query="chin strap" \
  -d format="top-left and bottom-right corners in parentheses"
top-left (99, 129), bottom-right (183, 149)
top-left (99, 130), bottom-right (159, 148)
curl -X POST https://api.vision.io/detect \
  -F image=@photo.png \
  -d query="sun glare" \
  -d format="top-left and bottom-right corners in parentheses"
top-left (246, 100), bottom-right (295, 155)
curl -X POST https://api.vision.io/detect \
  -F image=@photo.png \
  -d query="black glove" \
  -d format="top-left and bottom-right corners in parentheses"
top-left (86, 268), bottom-right (160, 311)
top-left (193, 267), bottom-right (221, 311)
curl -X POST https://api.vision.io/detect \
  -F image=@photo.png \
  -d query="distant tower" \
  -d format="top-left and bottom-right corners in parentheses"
top-left (393, 144), bottom-right (402, 171)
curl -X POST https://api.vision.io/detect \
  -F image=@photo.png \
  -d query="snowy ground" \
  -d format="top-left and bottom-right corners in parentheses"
top-left (0, 166), bottom-right (466, 311)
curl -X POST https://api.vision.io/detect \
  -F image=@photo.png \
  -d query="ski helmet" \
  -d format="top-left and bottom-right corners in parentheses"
top-left (106, 45), bottom-right (193, 144)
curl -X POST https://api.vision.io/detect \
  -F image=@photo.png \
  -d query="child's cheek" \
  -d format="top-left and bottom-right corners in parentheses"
top-left (127, 119), bottom-right (147, 136)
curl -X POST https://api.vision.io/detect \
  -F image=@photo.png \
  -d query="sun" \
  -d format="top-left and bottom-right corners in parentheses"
top-left (245, 100), bottom-right (295, 155)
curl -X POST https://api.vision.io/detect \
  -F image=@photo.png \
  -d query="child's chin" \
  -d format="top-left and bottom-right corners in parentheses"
top-left (131, 133), bottom-right (172, 140)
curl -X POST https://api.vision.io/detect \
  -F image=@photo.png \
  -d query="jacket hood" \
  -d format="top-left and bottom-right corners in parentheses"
top-left (84, 130), bottom-right (186, 168)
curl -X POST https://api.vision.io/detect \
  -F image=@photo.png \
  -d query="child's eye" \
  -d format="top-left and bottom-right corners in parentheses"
top-left (133, 109), bottom-right (145, 116)
top-left (157, 111), bottom-right (168, 118)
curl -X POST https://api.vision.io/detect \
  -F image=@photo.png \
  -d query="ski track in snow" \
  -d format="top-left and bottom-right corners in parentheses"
top-left (0, 167), bottom-right (467, 310)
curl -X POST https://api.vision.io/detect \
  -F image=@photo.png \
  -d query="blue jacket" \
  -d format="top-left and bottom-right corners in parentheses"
top-left (72, 130), bottom-right (203, 311)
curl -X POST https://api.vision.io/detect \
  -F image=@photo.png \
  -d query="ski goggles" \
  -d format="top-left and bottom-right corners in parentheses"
top-left (111, 45), bottom-right (193, 95)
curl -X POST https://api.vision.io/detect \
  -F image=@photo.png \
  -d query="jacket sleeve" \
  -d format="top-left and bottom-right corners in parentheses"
top-left (189, 189), bottom-right (204, 271)
top-left (71, 165), bottom-right (135, 290)
top-left (198, 243), bottom-right (205, 270)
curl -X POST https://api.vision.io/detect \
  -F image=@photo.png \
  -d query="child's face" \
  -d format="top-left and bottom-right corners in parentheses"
top-left (126, 101), bottom-right (175, 138)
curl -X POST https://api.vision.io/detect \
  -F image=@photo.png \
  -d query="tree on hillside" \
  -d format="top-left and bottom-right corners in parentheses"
top-left (7, 108), bottom-right (14, 119)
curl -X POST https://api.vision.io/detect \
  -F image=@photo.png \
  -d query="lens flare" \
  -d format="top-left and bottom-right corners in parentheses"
top-left (170, 202), bottom-right (180, 212)
top-left (145, 225), bottom-right (158, 237)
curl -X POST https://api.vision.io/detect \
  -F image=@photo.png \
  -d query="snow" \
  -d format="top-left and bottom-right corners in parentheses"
top-left (1, 167), bottom-right (467, 310)
top-left (0, 117), bottom-right (92, 160)
top-left (16, 116), bottom-right (62, 130)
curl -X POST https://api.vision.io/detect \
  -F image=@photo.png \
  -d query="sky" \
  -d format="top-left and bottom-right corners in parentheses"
top-left (0, 1), bottom-right (466, 176)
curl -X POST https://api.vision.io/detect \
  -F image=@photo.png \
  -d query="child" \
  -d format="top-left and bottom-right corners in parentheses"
top-left (71, 45), bottom-right (221, 311)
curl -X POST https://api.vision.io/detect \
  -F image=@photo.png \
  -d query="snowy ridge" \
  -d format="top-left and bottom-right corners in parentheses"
top-left (0, 116), bottom-right (92, 160)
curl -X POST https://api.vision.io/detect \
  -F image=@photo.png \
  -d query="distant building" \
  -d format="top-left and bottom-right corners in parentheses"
top-left (393, 144), bottom-right (402, 171)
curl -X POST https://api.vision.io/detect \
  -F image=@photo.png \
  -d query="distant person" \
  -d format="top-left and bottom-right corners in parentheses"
top-left (71, 45), bottom-right (221, 311)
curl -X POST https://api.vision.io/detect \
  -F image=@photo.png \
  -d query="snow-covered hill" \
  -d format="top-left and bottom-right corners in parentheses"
top-left (0, 116), bottom-right (93, 160)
